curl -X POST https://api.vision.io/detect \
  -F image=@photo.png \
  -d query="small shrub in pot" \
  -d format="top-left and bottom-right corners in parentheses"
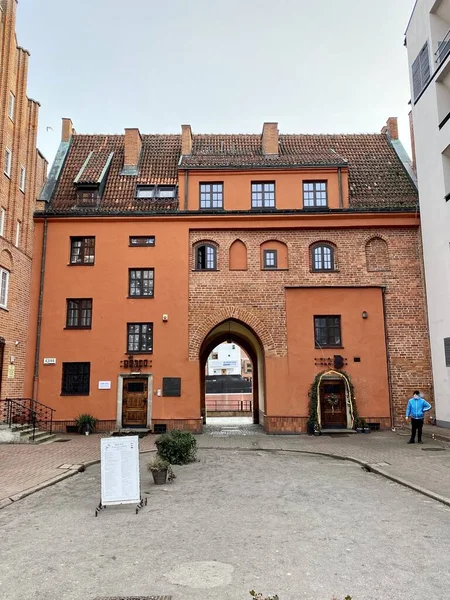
top-left (155, 429), bottom-right (197, 465)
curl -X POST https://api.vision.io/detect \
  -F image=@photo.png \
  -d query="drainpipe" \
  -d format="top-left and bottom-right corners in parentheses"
top-left (32, 218), bottom-right (48, 400)
top-left (184, 170), bottom-right (188, 210)
top-left (382, 287), bottom-right (394, 428)
top-left (338, 167), bottom-right (343, 208)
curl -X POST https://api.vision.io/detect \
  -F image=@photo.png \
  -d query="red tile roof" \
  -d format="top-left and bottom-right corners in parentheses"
top-left (47, 130), bottom-right (417, 213)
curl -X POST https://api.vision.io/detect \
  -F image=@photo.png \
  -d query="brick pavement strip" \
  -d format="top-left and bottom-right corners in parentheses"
top-left (1, 429), bottom-right (450, 509)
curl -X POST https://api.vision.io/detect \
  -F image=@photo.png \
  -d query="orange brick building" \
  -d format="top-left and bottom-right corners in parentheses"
top-left (26, 118), bottom-right (432, 433)
top-left (0, 0), bottom-right (47, 399)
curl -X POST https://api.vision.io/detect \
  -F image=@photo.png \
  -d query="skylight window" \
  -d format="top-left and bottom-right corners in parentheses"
top-left (135, 185), bottom-right (177, 199)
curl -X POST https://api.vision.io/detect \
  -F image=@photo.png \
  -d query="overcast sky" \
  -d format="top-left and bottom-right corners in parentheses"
top-left (17, 0), bottom-right (415, 164)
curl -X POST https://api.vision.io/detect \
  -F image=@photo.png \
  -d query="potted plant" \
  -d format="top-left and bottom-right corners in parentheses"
top-left (356, 418), bottom-right (370, 433)
top-left (74, 413), bottom-right (98, 435)
top-left (307, 419), bottom-right (321, 436)
top-left (147, 456), bottom-right (175, 485)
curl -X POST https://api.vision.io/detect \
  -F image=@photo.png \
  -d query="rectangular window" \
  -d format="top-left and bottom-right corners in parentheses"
top-left (129, 236), bottom-right (155, 247)
top-left (8, 92), bottom-right (15, 120)
top-left (0, 208), bottom-right (5, 237)
top-left (127, 322), bottom-right (153, 353)
top-left (66, 299), bottom-right (93, 329)
top-left (252, 182), bottom-right (275, 209)
top-left (4, 148), bottom-right (11, 177)
top-left (135, 185), bottom-right (177, 199)
top-left (0, 268), bottom-right (9, 308)
top-left (76, 188), bottom-right (99, 206)
top-left (15, 221), bottom-right (21, 247)
top-left (303, 181), bottom-right (327, 207)
top-left (200, 183), bottom-right (223, 209)
top-left (263, 249), bottom-right (277, 269)
top-left (70, 237), bottom-right (95, 264)
top-left (61, 362), bottom-right (90, 395)
top-left (19, 166), bottom-right (26, 191)
top-left (412, 42), bottom-right (431, 101)
top-left (129, 268), bottom-right (154, 297)
top-left (314, 316), bottom-right (341, 348)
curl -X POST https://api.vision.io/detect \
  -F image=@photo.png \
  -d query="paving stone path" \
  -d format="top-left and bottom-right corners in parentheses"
top-left (1, 426), bottom-right (450, 508)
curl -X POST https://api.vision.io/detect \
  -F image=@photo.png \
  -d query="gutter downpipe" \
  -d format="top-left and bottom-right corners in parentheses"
top-left (338, 167), bottom-right (343, 208)
top-left (382, 286), bottom-right (395, 428)
top-left (184, 170), bottom-right (188, 210)
top-left (32, 217), bottom-right (48, 399)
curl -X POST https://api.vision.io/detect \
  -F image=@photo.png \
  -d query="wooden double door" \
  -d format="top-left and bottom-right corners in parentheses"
top-left (320, 380), bottom-right (347, 429)
top-left (122, 378), bottom-right (148, 427)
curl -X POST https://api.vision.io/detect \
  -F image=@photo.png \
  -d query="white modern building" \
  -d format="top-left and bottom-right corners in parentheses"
top-left (406, 0), bottom-right (450, 427)
top-left (207, 342), bottom-right (242, 376)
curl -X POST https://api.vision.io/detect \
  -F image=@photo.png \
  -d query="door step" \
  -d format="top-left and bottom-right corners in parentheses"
top-left (321, 428), bottom-right (357, 434)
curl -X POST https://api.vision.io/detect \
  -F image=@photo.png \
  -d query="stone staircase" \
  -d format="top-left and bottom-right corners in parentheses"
top-left (0, 423), bottom-right (57, 444)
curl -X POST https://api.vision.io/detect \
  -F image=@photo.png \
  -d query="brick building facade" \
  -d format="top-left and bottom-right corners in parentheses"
top-left (0, 0), bottom-right (47, 399)
top-left (26, 118), bottom-right (431, 433)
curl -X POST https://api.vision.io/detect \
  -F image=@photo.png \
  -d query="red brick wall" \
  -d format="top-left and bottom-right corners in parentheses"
top-left (0, 0), bottom-right (46, 400)
top-left (189, 227), bottom-right (432, 428)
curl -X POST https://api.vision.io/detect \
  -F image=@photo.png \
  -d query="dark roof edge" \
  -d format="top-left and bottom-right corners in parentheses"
top-left (34, 206), bottom-right (420, 219)
top-left (38, 139), bottom-right (72, 203)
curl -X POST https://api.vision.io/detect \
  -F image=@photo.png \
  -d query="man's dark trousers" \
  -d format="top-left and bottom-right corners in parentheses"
top-left (410, 417), bottom-right (424, 443)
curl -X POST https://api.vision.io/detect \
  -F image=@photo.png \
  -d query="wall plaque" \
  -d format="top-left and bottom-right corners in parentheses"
top-left (162, 377), bottom-right (181, 397)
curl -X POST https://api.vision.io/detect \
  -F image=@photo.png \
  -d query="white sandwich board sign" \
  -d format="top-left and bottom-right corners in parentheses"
top-left (100, 436), bottom-right (140, 506)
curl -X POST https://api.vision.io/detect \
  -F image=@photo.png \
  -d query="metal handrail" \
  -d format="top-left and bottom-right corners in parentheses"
top-left (206, 399), bottom-right (253, 412)
top-left (0, 398), bottom-right (55, 440)
top-left (436, 30), bottom-right (450, 64)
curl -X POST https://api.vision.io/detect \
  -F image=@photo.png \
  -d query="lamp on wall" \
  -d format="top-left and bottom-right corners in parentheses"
top-left (362, 311), bottom-right (368, 319)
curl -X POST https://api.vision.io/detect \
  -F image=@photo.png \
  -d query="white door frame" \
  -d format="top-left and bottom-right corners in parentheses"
top-left (117, 373), bottom-right (153, 429)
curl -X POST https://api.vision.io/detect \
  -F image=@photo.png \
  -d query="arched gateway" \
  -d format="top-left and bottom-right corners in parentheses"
top-left (199, 319), bottom-right (266, 425)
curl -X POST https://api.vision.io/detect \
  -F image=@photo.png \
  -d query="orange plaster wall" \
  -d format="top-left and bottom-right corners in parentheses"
top-left (285, 287), bottom-right (390, 419)
top-left (28, 218), bottom-right (200, 423)
top-left (185, 168), bottom-right (347, 211)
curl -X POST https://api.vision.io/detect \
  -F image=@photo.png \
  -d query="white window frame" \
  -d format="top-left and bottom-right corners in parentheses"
top-left (19, 165), bottom-right (26, 191)
top-left (15, 221), bottom-right (21, 247)
top-left (0, 268), bottom-right (9, 309)
top-left (8, 91), bottom-right (15, 121)
top-left (0, 208), bottom-right (5, 237)
top-left (4, 148), bottom-right (11, 177)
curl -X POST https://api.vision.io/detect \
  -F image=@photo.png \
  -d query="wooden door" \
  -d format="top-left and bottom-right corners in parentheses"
top-left (122, 378), bottom-right (148, 427)
top-left (320, 380), bottom-right (347, 428)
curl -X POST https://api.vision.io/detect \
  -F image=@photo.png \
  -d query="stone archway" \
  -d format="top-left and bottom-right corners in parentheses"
top-left (199, 319), bottom-right (266, 425)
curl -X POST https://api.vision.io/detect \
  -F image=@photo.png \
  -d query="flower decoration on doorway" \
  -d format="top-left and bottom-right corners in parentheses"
top-left (308, 370), bottom-right (358, 432)
top-left (326, 393), bottom-right (340, 414)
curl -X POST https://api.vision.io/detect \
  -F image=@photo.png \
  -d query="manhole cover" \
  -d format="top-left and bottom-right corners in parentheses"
top-left (422, 448), bottom-right (445, 451)
top-left (95, 596), bottom-right (171, 599)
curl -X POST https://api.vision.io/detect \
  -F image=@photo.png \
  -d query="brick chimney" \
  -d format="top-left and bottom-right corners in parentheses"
top-left (124, 128), bottom-right (142, 169)
top-left (382, 117), bottom-right (399, 140)
top-left (61, 118), bottom-right (75, 142)
top-left (262, 122), bottom-right (278, 156)
top-left (409, 111), bottom-right (416, 172)
top-left (181, 124), bottom-right (192, 155)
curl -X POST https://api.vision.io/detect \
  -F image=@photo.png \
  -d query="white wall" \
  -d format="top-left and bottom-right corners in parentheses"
top-left (207, 342), bottom-right (242, 375)
top-left (407, 0), bottom-right (450, 426)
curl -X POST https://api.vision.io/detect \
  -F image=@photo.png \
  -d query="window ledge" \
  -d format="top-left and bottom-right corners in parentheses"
top-left (191, 269), bottom-right (219, 272)
top-left (64, 327), bottom-right (92, 330)
top-left (0, 305), bottom-right (9, 312)
top-left (261, 268), bottom-right (289, 271)
top-left (60, 393), bottom-right (90, 397)
top-left (311, 269), bottom-right (339, 274)
top-left (315, 346), bottom-right (344, 350)
top-left (67, 263), bottom-right (95, 267)
top-left (127, 295), bottom-right (154, 299)
top-left (125, 351), bottom-right (153, 355)
top-left (4, 172), bottom-right (11, 180)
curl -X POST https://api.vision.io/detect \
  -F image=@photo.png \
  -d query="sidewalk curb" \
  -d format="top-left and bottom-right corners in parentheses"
top-left (1, 445), bottom-right (449, 511)
top-left (0, 451), bottom-right (157, 511)
top-left (200, 445), bottom-right (450, 507)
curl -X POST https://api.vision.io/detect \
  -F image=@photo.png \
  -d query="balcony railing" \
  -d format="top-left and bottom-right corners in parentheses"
top-left (436, 30), bottom-right (450, 65)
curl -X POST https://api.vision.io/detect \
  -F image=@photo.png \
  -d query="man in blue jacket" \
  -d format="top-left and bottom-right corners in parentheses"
top-left (406, 390), bottom-right (432, 444)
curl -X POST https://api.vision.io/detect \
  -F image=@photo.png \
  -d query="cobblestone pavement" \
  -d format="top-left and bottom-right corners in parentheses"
top-left (1, 426), bottom-right (450, 508)
top-left (1, 449), bottom-right (450, 600)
